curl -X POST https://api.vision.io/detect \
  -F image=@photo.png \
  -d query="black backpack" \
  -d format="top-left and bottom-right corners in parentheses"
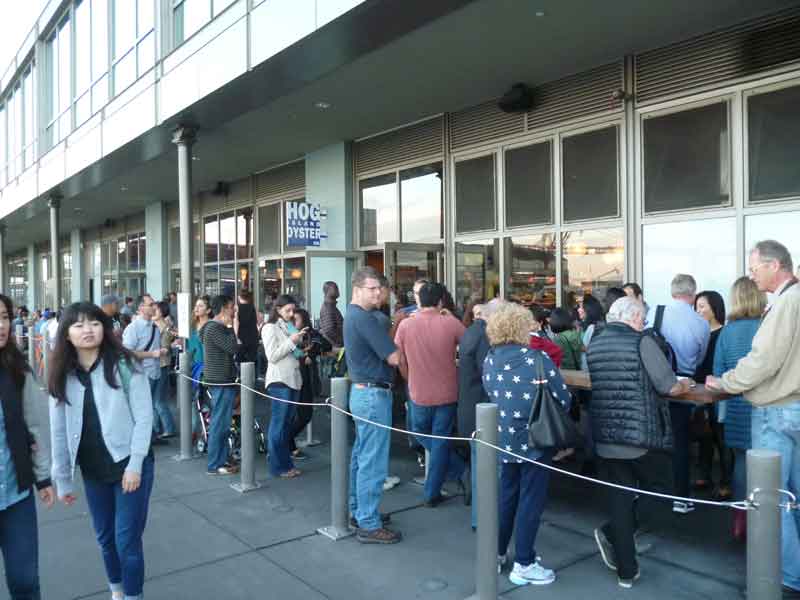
top-left (642, 305), bottom-right (678, 373)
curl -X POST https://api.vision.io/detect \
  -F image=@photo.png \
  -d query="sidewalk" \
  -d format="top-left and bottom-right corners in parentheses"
top-left (14, 391), bottom-right (746, 600)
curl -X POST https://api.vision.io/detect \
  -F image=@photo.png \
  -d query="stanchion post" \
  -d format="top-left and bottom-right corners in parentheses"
top-left (27, 332), bottom-right (35, 371)
top-left (318, 377), bottom-right (354, 540)
top-left (466, 403), bottom-right (498, 600)
top-left (42, 341), bottom-right (50, 387)
top-left (173, 351), bottom-right (195, 461)
top-left (15, 324), bottom-right (24, 352)
top-left (747, 449), bottom-right (781, 600)
top-left (232, 362), bottom-right (260, 493)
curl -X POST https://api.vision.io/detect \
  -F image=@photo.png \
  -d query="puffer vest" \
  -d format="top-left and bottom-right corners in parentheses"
top-left (586, 322), bottom-right (673, 451)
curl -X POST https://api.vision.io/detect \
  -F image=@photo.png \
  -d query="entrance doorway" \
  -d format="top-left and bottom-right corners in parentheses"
top-left (382, 243), bottom-right (444, 309)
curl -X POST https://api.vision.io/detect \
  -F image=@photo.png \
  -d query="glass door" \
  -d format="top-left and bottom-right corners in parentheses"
top-left (304, 250), bottom-right (364, 323)
top-left (383, 242), bottom-right (444, 309)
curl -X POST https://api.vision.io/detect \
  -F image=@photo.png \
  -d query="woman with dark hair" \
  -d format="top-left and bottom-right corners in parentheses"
top-left (578, 294), bottom-right (605, 370)
top-left (0, 294), bottom-right (54, 600)
top-left (288, 308), bottom-right (329, 460)
top-left (152, 300), bottom-right (177, 439)
top-left (261, 295), bottom-right (306, 478)
top-left (49, 302), bottom-right (154, 600)
top-left (549, 308), bottom-right (583, 371)
top-left (693, 290), bottom-right (733, 499)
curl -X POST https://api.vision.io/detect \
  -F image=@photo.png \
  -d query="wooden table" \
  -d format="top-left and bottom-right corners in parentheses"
top-left (560, 369), bottom-right (729, 405)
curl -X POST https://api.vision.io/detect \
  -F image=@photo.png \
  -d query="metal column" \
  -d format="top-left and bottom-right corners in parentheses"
top-left (746, 449), bottom-right (782, 600)
top-left (172, 126), bottom-right (196, 305)
top-left (466, 403), bottom-right (498, 600)
top-left (0, 225), bottom-right (6, 295)
top-left (48, 195), bottom-right (62, 310)
top-left (318, 377), bottom-right (354, 540)
top-left (174, 350), bottom-right (194, 461)
top-left (232, 362), bottom-right (260, 493)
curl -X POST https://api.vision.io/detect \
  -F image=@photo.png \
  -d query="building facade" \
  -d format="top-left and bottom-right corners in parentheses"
top-left (1, 0), bottom-right (799, 318)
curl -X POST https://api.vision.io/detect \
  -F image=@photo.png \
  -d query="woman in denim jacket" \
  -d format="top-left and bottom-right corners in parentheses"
top-left (483, 303), bottom-right (571, 587)
top-left (49, 302), bottom-right (154, 600)
top-left (0, 294), bottom-right (54, 600)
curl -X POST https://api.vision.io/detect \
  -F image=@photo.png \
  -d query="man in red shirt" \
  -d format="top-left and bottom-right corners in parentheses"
top-left (395, 282), bottom-right (466, 506)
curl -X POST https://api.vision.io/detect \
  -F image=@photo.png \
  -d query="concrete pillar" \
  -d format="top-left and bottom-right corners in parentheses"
top-left (26, 245), bottom-right (36, 310)
top-left (70, 228), bottom-right (85, 302)
top-left (0, 225), bottom-right (6, 294)
top-left (305, 142), bottom-right (354, 318)
top-left (145, 202), bottom-right (169, 300)
top-left (48, 195), bottom-right (62, 309)
top-left (172, 126), bottom-right (196, 310)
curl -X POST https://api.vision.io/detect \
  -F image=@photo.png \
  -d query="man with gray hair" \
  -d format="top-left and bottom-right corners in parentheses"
top-left (587, 296), bottom-right (692, 588)
top-left (707, 239), bottom-right (800, 596)
top-left (646, 273), bottom-right (710, 513)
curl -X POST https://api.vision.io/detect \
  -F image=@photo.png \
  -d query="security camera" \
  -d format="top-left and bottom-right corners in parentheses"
top-left (498, 83), bottom-right (534, 113)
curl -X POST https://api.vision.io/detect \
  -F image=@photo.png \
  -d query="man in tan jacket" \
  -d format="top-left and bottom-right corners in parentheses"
top-left (707, 239), bottom-right (800, 597)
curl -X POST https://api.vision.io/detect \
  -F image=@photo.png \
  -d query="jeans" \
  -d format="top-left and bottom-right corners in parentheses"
top-left (207, 386), bottom-right (236, 470)
top-left (755, 409), bottom-right (800, 591)
top-left (498, 455), bottom-right (552, 566)
top-left (349, 386), bottom-right (392, 531)
top-left (83, 455), bottom-right (155, 600)
top-left (0, 493), bottom-right (40, 600)
top-left (266, 384), bottom-right (298, 476)
top-left (153, 366), bottom-right (176, 436)
top-left (669, 402), bottom-right (692, 497)
top-left (599, 451), bottom-right (673, 580)
top-left (410, 402), bottom-right (465, 502)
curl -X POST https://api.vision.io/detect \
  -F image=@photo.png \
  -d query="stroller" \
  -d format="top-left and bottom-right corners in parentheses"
top-left (193, 370), bottom-right (266, 461)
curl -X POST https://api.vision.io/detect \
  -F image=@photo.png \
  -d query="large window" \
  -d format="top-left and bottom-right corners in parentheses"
top-left (455, 239), bottom-right (500, 311)
top-left (75, 0), bottom-right (110, 125)
top-left (360, 173), bottom-right (397, 247)
top-left (561, 228), bottom-right (624, 307)
top-left (562, 126), bottom-right (618, 222)
top-left (8, 257), bottom-right (28, 309)
top-left (258, 203), bottom-right (281, 255)
top-left (505, 141), bottom-right (552, 227)
top-left (203, 208), bottom-right (256, 297)
top-left (643, 102), bottom-right (730, 213)
top-left (0, 103), bottom-right (5, 187)
top-left (643, 218), bottom-right (737, 309)
top-left (5, 67), bottom-right (35, 180)
top-left (99, 232), bottom-right (146, 299)
top-left (173, 0), bottom-right (236, 45)
top-left (113, 0), bottom-right (155, 95)
top-left (455, 155), bottom-right (496, 234)
top-left (47, 18), bottom-right (72, 145)
top-left (745, 212), bottom-right (800, 279)
top-left (504, 235), bottom-right (557, 308)
top-left (748, 85), bottom-right (800, 203)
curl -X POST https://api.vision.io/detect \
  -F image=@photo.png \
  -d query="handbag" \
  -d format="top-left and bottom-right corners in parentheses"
top-left (527, 355), bottom-right (582, 449)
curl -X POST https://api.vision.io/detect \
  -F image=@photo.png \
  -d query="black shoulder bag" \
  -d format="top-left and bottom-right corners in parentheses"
top-left (527, 354), bottom-right (582, 449)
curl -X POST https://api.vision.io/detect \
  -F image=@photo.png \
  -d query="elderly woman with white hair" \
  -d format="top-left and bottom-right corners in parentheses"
top-left (482, 302), bottom-right (571, 587)
top-left (586, 296), bottom-right (693, 589)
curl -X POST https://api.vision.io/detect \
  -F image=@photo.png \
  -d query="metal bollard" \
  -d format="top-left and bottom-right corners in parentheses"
top-left (318, 377), bottom-right (354, 540)
top-left (15, 324), bottom-right (24, 351)
top-left (232, 362), bottom-right (260, 493)
top-left (42, 342), bottom-right (50, 387)
top-left (173, 351), bottom-right (195, 461)
top-left (747, 449), bottom-right (782, 600)
top-left (27, 331), bottom-right (35, 372)
top-left (466, 403), bottom-right (498, 600)
top-left (299, 419), bottom-right (322, 448)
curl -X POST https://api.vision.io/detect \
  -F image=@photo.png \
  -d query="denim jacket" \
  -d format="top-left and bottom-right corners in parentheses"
top-left (49, 360), bottom-right (154, 498)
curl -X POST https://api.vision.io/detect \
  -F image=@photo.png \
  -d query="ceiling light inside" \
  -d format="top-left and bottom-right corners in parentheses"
top-left (535, 10), bottom-right (546, 17)
top-left (314, 101), bottom-right (331, 110)
top-left (120, 185), bottom-right (128, 192)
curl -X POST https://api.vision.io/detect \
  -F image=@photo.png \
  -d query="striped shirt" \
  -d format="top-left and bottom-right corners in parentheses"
top-left (200, 320), bottom-right (240, 384)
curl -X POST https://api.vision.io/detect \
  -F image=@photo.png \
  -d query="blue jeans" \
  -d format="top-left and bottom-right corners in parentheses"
top-left (83, 455), bottom-right (155, 600)
top-left (266, 384), bottom-right (298, 476)
top-left (498, 455), bottom-right (552, 566)
top-left (153, 367), bottom-right (176, 436)
top-left (410, 402), bottom-right (465, 502)
top-left (349, 386), bottom-right (392, 531)
top-left (207, 386), bottom-right (236, 470)
top-left (0, 493), bottom-right (40, 600)
top-left (754, 406), bottom-right (800, 590)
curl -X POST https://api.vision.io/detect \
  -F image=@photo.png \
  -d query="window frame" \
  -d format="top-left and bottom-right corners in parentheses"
top-left (111, 0), bottom-right (156, 97)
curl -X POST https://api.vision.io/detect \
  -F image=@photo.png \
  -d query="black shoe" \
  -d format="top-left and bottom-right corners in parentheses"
top-left (424, 494), bottom-right (451, 508)
top-left (594, 528), bottom-right (617, 572)
top-left (349, 513), bottom-right (391, 530)
top-left (784, 585), bottom-right (800, 599)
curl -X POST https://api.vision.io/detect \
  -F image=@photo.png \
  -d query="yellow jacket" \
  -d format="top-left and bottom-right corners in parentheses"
top-left (721, 280), bottom-right (800, 406)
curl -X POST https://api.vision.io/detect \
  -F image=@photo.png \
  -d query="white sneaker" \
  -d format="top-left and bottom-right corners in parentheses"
top-left (497, 554), bottom-right (507, 574)
top-left (508, 561), bottom-right (556, 586)
top-left (672, 501), bottom-right (695, 514)
top-left (618, 570), bottom-right (641, 588)
top-left (383, 475), bottom-right (401, 491)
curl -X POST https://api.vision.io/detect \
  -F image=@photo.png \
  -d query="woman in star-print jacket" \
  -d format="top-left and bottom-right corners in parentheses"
top-left (482, 302), bottom-right (571, 586)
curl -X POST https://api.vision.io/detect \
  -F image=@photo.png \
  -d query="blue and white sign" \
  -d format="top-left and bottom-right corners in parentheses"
top-left (286, 201), bottom-right (327, 247)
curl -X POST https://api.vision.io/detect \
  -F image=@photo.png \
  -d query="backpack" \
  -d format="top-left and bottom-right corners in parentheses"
top-left (642, 305), bottom-right (678, 373)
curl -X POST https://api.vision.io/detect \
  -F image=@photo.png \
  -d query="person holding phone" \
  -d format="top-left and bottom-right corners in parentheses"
top-left (152, 301), bottom-right (177, 440)
top-left (49, 302), bottom-right (155, 600)
top-left (261, 295), bottom-right (306, 478)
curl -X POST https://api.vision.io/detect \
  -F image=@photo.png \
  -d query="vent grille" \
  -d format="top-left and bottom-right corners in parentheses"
top-left (355, 117), bottom-right (443, 175)
top-left (636, 8), bottom-right (800, 103)
top-left (449, 101), bottom-right (524, 152)
top-left (254, 161), bottom-right (305, 203)
top-left (526, 62), bottom-right (623, 131)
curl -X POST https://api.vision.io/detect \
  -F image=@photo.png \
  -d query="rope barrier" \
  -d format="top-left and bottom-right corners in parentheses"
top-left (176, 372), bottom-right (794, 513)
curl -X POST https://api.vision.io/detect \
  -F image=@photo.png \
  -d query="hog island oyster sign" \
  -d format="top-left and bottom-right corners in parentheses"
top-left (286, 201), bottom-right (327, 247)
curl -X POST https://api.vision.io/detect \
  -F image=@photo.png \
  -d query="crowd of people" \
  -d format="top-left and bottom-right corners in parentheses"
top-left (0, 238), bottom-right (798, 598)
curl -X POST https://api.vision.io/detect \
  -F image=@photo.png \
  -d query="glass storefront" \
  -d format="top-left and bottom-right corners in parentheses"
top-left (8, 257), bottom-right (28, 309)
top-left (455, 155), bottom-right (495, 234)
top-left (745, 211), bottom-right (800, 275)
top-left (100, 231), bottom-right (146, 299)
top-left (504, 235), bottom-right (556, 308)
top-left (561, 228), bottom-right (624, 308)
top-left (257, 201), bottom-right (306, 310)
top-left (455, 239), bottom-right (500, 311)
top-left (203, 208), bottom-right (254, 298)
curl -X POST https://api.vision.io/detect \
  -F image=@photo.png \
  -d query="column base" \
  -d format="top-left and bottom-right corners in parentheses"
top-left (172, 452), bottom-right (202, 462)
top-left (231, 481), bottom-right (262, 494)
top-left (317, 525), bottom-right (355, 541)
